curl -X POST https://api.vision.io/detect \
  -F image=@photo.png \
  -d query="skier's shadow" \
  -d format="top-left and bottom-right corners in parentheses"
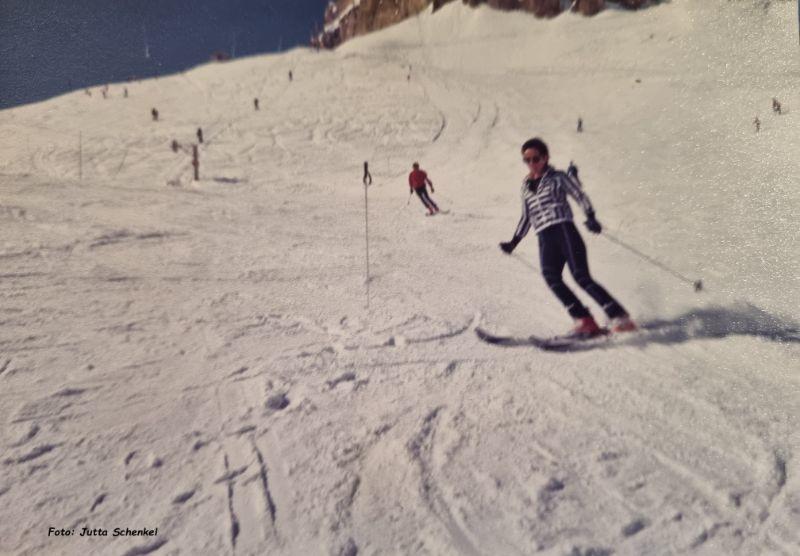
top-left (633, 303), bottom-right (800, 347)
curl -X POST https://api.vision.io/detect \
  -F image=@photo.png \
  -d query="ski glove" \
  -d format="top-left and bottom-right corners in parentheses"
top-left (584, 211), bottom-right (602, 234)
top-left (567, 162), bottom-right (579, 179)
top-left (499, 239), bottom-right (519, 254)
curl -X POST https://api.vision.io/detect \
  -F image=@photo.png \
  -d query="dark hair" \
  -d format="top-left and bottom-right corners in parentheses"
top-left (412, 162), bottom-right (419, 169)
top-left (521, 137), bottom-right (548, 157)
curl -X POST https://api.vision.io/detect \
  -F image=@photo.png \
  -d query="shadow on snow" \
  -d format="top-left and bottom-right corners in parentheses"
top-left (556, 303), bottom-right (799, 353)
top-left (637, 303), bottom-right (799, 346)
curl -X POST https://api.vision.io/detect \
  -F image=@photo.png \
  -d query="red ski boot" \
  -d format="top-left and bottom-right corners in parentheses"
top-left (571, 316), bottom-right (604, 338)
top-left (609, 315), bottom-right (637, 333)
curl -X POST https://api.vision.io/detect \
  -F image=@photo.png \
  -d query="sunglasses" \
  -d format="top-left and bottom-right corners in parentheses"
top-left (523, 155), bottom-right (542, 165)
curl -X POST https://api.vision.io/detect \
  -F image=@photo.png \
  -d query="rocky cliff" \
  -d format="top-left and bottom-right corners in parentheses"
top-left (312, 0), bottom-right (652, 49)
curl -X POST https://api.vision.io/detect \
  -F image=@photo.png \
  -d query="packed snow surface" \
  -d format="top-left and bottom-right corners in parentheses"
top-left (1, 1), bottom-right (798, 554)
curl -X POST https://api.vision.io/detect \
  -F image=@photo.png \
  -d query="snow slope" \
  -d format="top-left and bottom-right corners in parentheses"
top-left (0, 1), bottom-right (798, 554)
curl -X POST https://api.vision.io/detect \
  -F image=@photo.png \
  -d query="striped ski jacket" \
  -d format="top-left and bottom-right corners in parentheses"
top-left (512, 166), bottom-right (594, 239)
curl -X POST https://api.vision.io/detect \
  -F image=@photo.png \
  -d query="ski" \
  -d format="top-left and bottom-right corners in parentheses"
top-left (475, 326), bottom-right (611, 352)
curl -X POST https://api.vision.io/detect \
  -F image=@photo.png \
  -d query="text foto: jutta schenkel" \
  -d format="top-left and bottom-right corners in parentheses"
top-left (48, 527), bottom-right (158, 537)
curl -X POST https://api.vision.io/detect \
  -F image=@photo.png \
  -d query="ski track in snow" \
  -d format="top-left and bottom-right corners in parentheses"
top-left (1, 1), bottom-right (799, 554)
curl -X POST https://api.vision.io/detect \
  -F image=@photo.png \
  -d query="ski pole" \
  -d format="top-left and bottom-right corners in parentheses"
top-left (600, 231), bottom-right (703, 292)
top-left (363, 162), bottom-right (372, 309)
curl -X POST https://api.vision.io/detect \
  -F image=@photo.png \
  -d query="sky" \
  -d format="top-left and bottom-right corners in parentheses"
top-left (0, 0), bottom-right (330, 109)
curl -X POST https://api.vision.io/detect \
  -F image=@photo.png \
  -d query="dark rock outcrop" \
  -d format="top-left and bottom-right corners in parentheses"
top-left (312, 0), bottom-right (653, 49)
top-left (572, 0), bottom-right (605, 16)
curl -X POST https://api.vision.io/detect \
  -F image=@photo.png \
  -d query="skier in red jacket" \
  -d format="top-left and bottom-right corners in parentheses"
top-left (408, 162), bottom-right (439, 215)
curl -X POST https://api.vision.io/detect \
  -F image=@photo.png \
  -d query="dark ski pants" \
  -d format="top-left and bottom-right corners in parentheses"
top-left (537, 222), bottom-right (627, 320)
top-left (414, 187), bottom-right (439, 213)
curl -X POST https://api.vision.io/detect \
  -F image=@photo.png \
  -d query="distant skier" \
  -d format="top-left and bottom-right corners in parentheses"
top-left (577, 117), bottom-right (583, 133)
top-left (408, 162), bottom-right (439, 215)
top-left (151, 108), bottom-right (159, 122)
top-left (498, 137), bottom-right (635, 337)
top-left (753, 116), bottom-right (760, 132)
top-left (196, 127), bottom-right (203, 144)
top-left (288, 70), bottom-right (293, 82)
top-left (772, 98), bottom-right (781, 115)
top-left (123, 87), bottom-right (128, 98)
top-left (254, 98), bottom-right (259, 111)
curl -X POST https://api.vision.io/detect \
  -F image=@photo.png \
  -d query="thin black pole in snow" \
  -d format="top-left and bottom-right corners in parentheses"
top-left (78, 132), bottom-right (82, 181)
top-left (363, 161), bottom-right (373, 309)
top-left (192, 145), bottom-right (199, 181)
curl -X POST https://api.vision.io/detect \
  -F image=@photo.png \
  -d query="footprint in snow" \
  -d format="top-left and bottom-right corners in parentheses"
top-left (53, 387), bottom-right (87, 397)
top-left (543, 478), bottom-right (564, 492)
top-left (326, 372), bottom-right (356, 389)
top-left (5, 443), bottom-right (59, 465)
top-left (338, 538), bottom-right (358, 556)
top-left (10, 424), bottom-right (39, 447)
top-left (384, 335), bottom-right (407, 347)
top-left (90, 493), bottom-right (107, 512)
top-left (192, 439), bottom-right (210, 451)
top-left (537, 477), bottom-right (565, 516)
top-left (597, 451), bottom-right (622, 462)
top-left (120, 538), bottom-right (168, 556)
top-left (266, 393), bottom-right (290, 411)
top-left (228, 366), bottom-right (248, 378)
top-left (622, 518), bottom-right (648, 537)
top-left (231, 425), bottom-right (256, 436)
top-left (569, 547), bottom-right (613, 556)
top-left (172, 489), bottom-right (196, 505)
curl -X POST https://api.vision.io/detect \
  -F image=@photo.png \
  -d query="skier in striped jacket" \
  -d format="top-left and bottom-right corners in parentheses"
top-left (499, 137), bottom-right (636, 337)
